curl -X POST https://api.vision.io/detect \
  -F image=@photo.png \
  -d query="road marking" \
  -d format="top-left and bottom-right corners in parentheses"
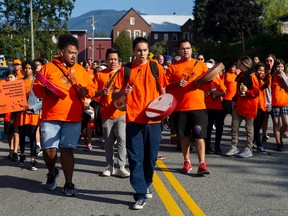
top-left (156, 160), bottom-right (206, 216)
top-left (153, 171), bottom-right (184, 215)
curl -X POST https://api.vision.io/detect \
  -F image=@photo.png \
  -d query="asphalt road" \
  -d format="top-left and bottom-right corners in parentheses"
top-left (0, 116), bottom-right (288, 216)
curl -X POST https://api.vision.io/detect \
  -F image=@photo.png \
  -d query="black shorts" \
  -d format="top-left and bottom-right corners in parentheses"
top-left (4, 121), bottom-right (14, 134)
top-left (173, 110), bottom-right (208, 139)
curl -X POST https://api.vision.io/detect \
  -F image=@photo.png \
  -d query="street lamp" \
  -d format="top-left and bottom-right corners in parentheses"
top-left (90, 15), bottom-right (95, 62)
top-left (30, 0), bottom-right (35, 60)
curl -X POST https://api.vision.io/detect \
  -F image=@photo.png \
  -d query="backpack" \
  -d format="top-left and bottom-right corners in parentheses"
top-left (124, 60), bottom-right (160, 91)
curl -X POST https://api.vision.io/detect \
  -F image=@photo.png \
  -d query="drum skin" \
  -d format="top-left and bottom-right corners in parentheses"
top-left (193, 62), bottom-right (225, 87)
top-left (145, 93), bottom-right (177, 121)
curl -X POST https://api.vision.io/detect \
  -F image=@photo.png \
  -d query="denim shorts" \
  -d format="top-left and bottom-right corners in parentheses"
top-left (40, 120), bottom-right (81, 150)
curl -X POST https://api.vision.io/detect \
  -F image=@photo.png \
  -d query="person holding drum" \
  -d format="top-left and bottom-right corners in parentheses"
top-left (94, 48), bottom-right (130, 178)
top-left (113, 37), bottom-right (168, 210)
top-left (165, 39), bottom-right (211, 175)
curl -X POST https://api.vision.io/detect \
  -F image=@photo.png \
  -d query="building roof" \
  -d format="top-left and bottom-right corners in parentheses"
top-left (141, 15), bottom-right (193, 32)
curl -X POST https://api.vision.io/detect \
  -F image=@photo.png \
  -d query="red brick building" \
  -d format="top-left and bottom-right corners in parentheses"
top-left (112, 8), bottom-right (193, 56)
top-left (70, 30), bottom-right (111, 63)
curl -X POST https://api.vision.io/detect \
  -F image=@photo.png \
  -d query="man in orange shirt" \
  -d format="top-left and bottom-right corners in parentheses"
top-left (12, 59), bottom-right (24, 79)
top-left (33, 34), bottom-right (97, 196)
top-left (94, 48), bottom-right (129, 178)
top-left (113, 37), bottom-right (167, 210)
top-left (166, 39), bottom-right (210, 175)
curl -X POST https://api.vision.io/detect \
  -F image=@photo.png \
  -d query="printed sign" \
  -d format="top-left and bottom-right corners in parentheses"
top-left (0, 80), bottom-right (27, 114)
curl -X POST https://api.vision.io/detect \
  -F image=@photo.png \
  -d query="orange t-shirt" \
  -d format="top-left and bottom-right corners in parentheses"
top-left (271, 73), bottom-right (288, 107)
top-left (33, 56), bottom-right (97, 122)
top-left (86, 68), bottom-right (94, 80)
top-left (220, 71), bottom-right (237, 101)
top-left (94, 69), bottom-right (125, 119)
top-left (17, 70), bottom-right (24, 79)
top-left (114, 60), bottom-right (168, 124)
top-left (15, 79), bottom-right (40, 126)
top-left (203, 76), bottom-right (226, 110)
top-left (258, 79), bottom-right (267, 111)
top-left (166, 58), bottom-right (208, 111)
top-left (235, 73), bottom-right (260, 119)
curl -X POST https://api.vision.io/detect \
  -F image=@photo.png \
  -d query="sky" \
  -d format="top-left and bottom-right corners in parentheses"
top-left (71, 0), bottom-right (194, 17)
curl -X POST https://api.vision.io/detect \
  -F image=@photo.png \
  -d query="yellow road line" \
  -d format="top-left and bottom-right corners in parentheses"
top-left (156, 160), bottom-right (206, 216)
top-left (153, 171), bottom-right (184, 216)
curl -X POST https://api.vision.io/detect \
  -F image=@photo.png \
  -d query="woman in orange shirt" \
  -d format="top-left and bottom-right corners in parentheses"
top-left (271, 59), bottom-right (288, 151)
top-left (16, 60), bottom-right (42, 170)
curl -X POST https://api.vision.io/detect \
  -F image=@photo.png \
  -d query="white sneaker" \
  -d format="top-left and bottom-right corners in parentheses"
top-left (133, 199), bottom-right (146, 210)
top-left (238, 147), bottom-right (253, 158)
top-left (226, 146), bottom-right (240, 156)
top-left (146, 188), bottom-right (153, 199)
top-left (113, 167), bottom-right (130, 178)
top-left (102, 165), bottom-right (114, 177)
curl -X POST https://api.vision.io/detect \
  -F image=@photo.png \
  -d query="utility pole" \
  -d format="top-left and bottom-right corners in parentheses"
top-left (30, 0), bottom-right (35, 60)
top-left (90, 15), bottom-right (95, 62)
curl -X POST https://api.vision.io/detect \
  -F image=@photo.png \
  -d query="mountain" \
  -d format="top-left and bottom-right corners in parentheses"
top-left (67, 10), bottom-right (127, 37)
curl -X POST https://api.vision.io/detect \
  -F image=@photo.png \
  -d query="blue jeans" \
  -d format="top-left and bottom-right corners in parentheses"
top-left (126, 122), bottom-right (161, 201)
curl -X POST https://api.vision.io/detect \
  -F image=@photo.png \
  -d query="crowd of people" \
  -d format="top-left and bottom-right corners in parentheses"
top-left (0, 34), bottom-right (287, 210)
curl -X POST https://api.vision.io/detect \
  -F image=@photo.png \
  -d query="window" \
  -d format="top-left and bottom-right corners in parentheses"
top-left (134, 30), bottom-right (141, 39)
top-left (154, 33), bottom-right (158, 40)
top-left (143, 31), bottom-right (147, 38)
top-left (130, 17), bottom-right (135, 25)
top-left (172, 33), bottom-right (177, 41)
top-left (164, 33), bottom-right (169, 41)
top-left (183, 32), bottom-right (190, 40)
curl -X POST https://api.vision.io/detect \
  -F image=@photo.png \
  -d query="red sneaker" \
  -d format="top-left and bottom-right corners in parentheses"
top-left (181, 161), bottom-right (192, 173)
top-left (197, 162), bottom-right (210, 175)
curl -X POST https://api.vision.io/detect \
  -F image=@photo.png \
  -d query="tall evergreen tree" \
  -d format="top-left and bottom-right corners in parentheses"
top-left (114, 31), bottom-right (132, 63)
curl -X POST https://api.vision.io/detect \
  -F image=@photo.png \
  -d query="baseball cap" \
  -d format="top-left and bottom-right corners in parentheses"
top-left (13, 59), bottom-right (22, 65)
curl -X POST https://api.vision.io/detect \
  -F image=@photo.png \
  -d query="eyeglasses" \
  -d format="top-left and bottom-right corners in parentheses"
top-left (180, 47), bottom-right (191, 51)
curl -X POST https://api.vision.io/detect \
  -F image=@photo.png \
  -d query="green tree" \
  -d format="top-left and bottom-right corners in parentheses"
top-left (114, 31), bottom-right (132, 63)
top-left (203, 0), bottom-right (262, 42)
top-left (256, 0), bottom-right (288, 34)
top-left (0, 0), bottom-right (75, 61)
top-left (149, 41), bottom-right (167, 57)
top-left (192, 0), bottom-right (210, 42)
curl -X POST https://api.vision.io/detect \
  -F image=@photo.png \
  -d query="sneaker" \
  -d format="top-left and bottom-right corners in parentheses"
top-left (157, 154), bottom-right (166, 160)
top-left (7, 151), bottom-right (12, 159)
top-left (257, 146), bottom-right (266, 153)
top-left (262, 135), bottom-right (270, 143)
top-left (12, 152), bottom-right (18, 161)
top-left (102, 165), bottom-right (114, 177)
top-left (197, 162), bottom-right (211, 175)
top-left (214, 147), bottom-right (222, 155)
top-left (238, 147), bottom-right (253, 158)
top-left (181, 161), bottom-right (192, 173)
top-left (37, 150), bottom-right (43, 157)
top-left (276, 144), bottom-right (285, 152)
top-left (46, 168), bottom-right (60, 191)
top-left (146, 188), bottom-right (153, 199)
top-left (19, 155), bottom-right (26, 167)
top-left (30, 160), bottom-right (38, 171)
top-left (99, 137), bottom-right (105, 143)
top-left (226, 146), bottom-right (240, 156)
top-left (132, 199), bottom-right (146, 210)
top-left (114, 167), bottom-right (130, 178)
top-left (206, 148), bottom-right (214, 154)
top-left (86, 143), bottom-right (93, 151)
top-left (63, 183), bottom-right (79, 196)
